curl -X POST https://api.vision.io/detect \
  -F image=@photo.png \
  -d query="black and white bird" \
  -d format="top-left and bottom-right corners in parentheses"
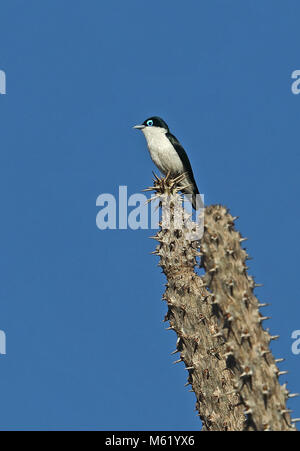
top-left (133, 116), bottom-right (201, 209)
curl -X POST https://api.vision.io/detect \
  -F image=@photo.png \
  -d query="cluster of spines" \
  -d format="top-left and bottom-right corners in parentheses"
top-left (148, 176), bottom-right (297, 431)
top-left (201, 205), bottom-right (296, 430)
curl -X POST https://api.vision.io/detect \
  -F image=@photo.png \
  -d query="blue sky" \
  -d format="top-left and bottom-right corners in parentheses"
top-left (0, 0), bottom-right (299, 431)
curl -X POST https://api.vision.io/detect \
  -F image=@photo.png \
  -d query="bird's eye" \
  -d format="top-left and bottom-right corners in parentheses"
top-left (147, 120), bottom-right (154, 126)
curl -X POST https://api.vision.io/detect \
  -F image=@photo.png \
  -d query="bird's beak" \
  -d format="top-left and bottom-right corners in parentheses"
top-left (133, 124), bottom-right (145, 130)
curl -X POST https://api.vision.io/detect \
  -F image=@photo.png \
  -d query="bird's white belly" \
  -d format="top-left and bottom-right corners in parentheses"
top-left (146, 133), bottom-right (184, 176)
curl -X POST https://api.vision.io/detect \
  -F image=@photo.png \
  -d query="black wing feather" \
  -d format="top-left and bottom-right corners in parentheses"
top-left (166, 132), bottom-right (199, 195)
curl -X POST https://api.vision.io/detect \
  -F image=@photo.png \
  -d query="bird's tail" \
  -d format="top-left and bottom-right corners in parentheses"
top-left (191, 192), bottom-right (203, 211)
top-left (181, 186), bottom-right (203, 211)
top-left (179, 174), bottom-right (202, 210)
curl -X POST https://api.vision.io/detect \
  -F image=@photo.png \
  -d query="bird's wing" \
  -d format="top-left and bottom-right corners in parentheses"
top-left (166, 132), bottom-right (199, 194)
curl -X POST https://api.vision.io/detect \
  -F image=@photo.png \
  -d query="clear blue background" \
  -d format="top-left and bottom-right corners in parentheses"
top-left (0, 0), bottom-right (299, 431)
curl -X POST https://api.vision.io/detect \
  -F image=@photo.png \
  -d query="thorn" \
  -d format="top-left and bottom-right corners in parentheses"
top-left (281, 409), bottom-right (293, 415)
top-left (165, 326), bottom-right (173, 330)
top-left (170, 349), bottom-right (179, 355)
top-left (288, 393), bottom-right (300, 399)
top-left (178, 182), bottom-right (193, 191)
top-left (269, 335), bottom-right (280, 341)
top-left (185, 366), bottom-right (194, 371)
top-left (198, 314), bottom-right (206, 323)
top-left (173, 359), bottom-right (182, 365)
top-left (291, 418), bottom-right (300, 423)
top-left (240, 330), bottom-right (251, 344)
top-left (275, 358), bottom-right (285, 363)
top-left (259, 316), bottom-right (271, 323)
top-left (152, 171), bottom-right (161, 182)
top-left (184, 382), bottom-right (190, 387)
top-left (254, 283), bottom-right (263, 287)
top-left (212, 332), bottom-right (224, 338)
top-left (165, 170), bottom-right (171, 181)
top-left (262, 385), bottom-right (270, 396)
top-left (278, 371), bottom-right (288, 376)
top-left (258, 303), bottom-right (270, 308)
top-left (208, 266), bottom-right (218, 273)
top-left (145, 196), bottom-right (158, 204)
top-left (240, 368), bottom-right (253, 379)
top-left (260, 348), bottom-right (270, 357)
top-left (239, 237), bottom-right (248, 242)
top-left (172, 172), bottom-right (188, 184)
top-left (211, 298), bottom-right (220, 305)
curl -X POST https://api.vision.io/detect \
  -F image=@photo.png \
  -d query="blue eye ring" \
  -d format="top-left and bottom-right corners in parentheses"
top-left (146, 119), bottom-right (154, 126)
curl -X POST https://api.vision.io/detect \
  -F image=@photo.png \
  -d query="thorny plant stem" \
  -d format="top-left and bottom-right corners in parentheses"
top-left (149, 174), bottom-right (296, 431)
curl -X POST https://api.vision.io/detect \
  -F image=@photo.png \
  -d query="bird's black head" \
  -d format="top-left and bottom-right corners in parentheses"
top-left (133, 116), bottom-right (169, 131)
top-left (142, 116), bottom-right (169, 131)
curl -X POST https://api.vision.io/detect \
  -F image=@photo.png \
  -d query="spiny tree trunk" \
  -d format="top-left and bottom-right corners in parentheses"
top-left (149, 175), bottom-right (296, 431)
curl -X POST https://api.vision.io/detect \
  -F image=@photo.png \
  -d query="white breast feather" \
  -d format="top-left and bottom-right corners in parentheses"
top-left (142, 127), bottom-right (184, 176)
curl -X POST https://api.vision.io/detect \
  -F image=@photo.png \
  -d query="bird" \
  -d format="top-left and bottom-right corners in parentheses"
top-left (133, 116), bottom-right (201, 210)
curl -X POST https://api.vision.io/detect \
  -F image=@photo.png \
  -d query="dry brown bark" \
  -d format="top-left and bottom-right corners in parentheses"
top-left (149, 175), bottom-right (296, 431)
